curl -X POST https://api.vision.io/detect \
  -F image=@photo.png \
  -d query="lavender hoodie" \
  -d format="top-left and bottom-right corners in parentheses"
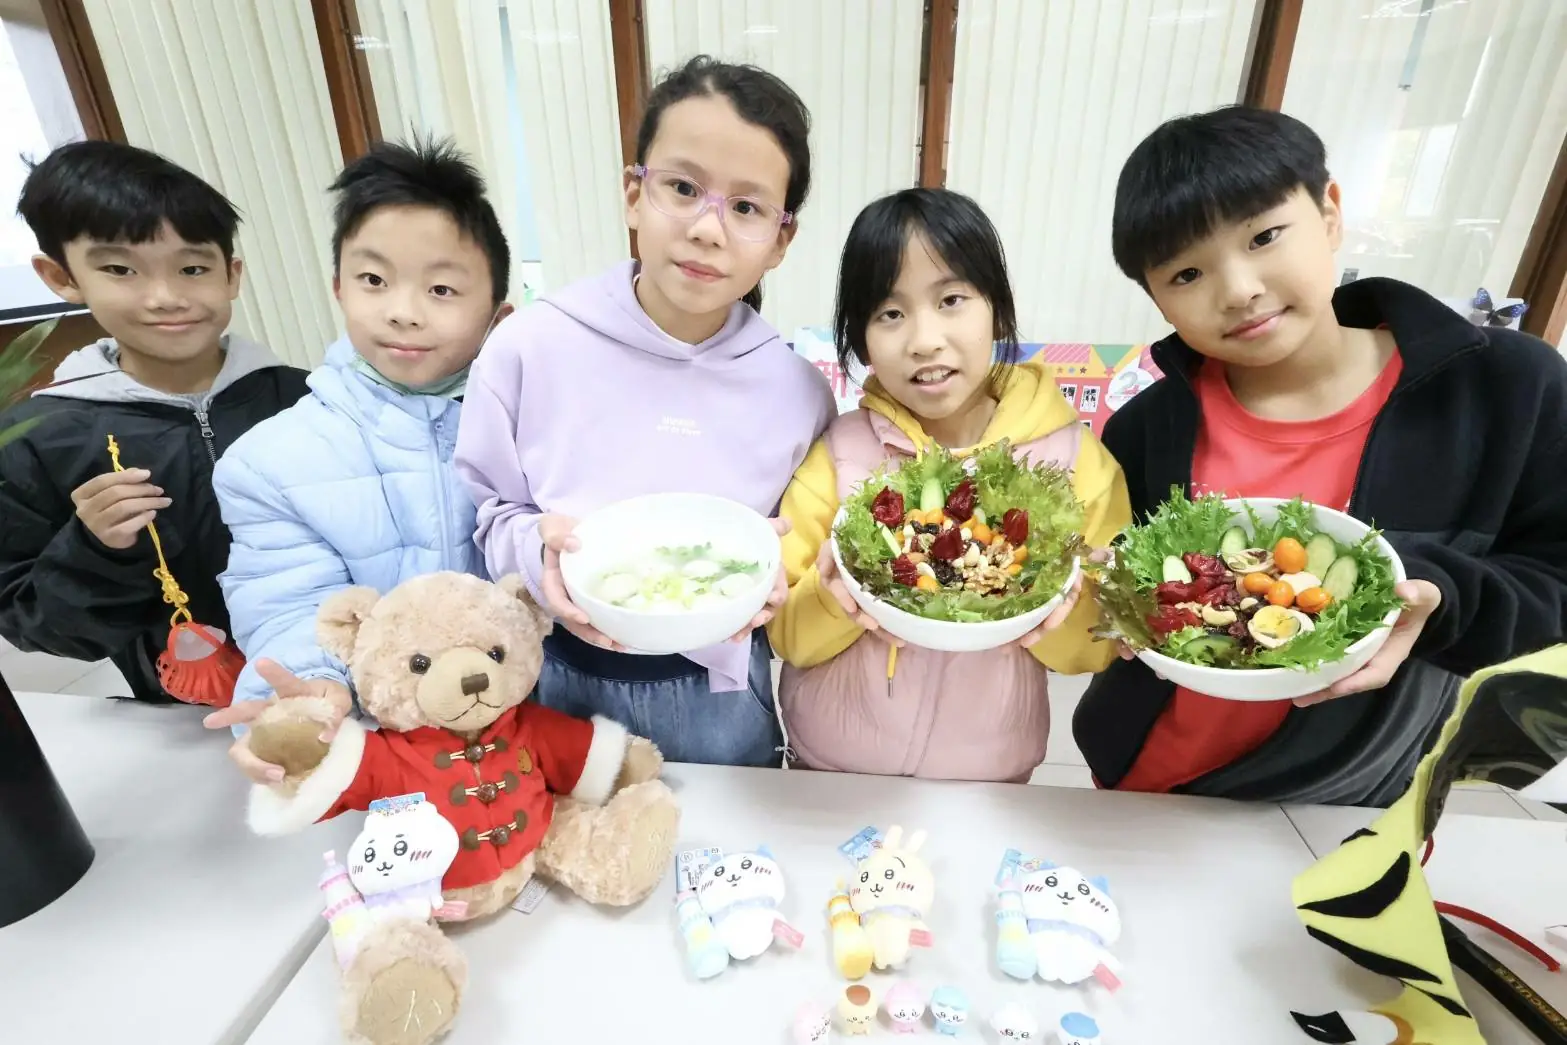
top-left (454, 260), bottom-right (836, 690)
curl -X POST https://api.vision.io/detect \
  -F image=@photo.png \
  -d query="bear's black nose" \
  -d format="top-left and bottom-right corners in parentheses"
top-left (461, 673), bottom-right (490, 695)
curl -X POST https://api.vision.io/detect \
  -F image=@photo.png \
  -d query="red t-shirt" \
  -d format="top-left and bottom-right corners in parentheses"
top-left (1115, 350), bottom-right (1403, 794)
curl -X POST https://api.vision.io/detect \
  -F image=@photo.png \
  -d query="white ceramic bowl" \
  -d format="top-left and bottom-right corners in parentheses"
top-left (831, 508), bottom-right (1081, 653)
top-left (559, 493), bottom-right (781, 656)
top-left (1136, 498), bottom-right (1405, 702)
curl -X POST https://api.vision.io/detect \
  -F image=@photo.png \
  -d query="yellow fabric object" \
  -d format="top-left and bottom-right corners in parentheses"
top-left (769, 439), bottom-right (859, 668)
top-left (1292, 644), bottom-right (1567, 1045)
top-left (768, 361), bottom-right (1130, 673)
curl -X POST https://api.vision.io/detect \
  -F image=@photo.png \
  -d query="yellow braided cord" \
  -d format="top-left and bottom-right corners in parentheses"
top-left (106, 435), bottom-right (192, 625)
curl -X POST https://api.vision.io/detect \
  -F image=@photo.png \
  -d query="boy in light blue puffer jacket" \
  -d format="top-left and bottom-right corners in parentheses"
top-left (204, 139), bottom-right (511, 781)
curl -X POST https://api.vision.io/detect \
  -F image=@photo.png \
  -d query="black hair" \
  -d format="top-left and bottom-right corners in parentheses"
top-left (16, 140), bottom-right (241, 269)
top-left (634, 54), bottom-right (812, 312)
top-left (1111, 105), bottom-right (1331, 286)
top-left (329, 135), bottom-right (510, 303)
top-left (833, 188), bottom-right (1021, 394)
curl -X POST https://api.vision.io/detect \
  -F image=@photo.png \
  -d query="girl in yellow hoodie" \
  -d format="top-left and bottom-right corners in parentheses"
top-left (768, 189), bottom-right (1131, 782)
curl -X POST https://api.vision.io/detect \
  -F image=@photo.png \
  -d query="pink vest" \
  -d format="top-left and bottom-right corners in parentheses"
top-left (779, 410), bottom-right (1083, 782)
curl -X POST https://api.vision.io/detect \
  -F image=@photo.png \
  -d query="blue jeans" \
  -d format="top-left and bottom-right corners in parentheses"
top-left (534, 630), bottom-right (783, 767)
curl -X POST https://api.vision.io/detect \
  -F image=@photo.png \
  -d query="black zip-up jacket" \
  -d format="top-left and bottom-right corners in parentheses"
top-left (1075, 277), bottom-right (1567, 805)
top-left (0, 337), bottom-right (308, 702)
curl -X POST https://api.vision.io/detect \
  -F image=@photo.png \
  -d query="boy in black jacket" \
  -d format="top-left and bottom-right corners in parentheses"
top-left (1076, 106), bottom-right (1567, 805)
top-left (0, 141), bottom-right (308, 703)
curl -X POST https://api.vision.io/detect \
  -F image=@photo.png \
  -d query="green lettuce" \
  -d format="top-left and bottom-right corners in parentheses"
top-left (833, 440), bottom-right (1084, 622)
top-left (1091, 487), bottom-right (1405, 671)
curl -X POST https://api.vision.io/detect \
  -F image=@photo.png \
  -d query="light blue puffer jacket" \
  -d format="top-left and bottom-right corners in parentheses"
top-left (214, 338), bottom-right (485, 710)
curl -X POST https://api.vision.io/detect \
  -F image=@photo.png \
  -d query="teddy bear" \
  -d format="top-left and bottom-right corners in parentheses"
top-left (239, 571), bottom-right (680, 1045)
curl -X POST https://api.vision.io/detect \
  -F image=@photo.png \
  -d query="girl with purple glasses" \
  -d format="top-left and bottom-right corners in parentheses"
top-left (454, 55), bottom-right (834, 767)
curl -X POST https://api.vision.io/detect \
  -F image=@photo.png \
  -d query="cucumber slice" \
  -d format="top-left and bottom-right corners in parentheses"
top-left (1322, 555), bottom-right (1359, 601)
top-left (1162, 555), bottom-right (1193, 583)
top-left (1178, 633), bottom-right (1238, 665)
top-left (877, 523), bottom-right (901, 557)
top-left (919, 476), bottom-right (945, 512)
top-left (1305, 533), bottom-right (1338, 578)
top-left (1218, 525), bottom-right (1249, 557)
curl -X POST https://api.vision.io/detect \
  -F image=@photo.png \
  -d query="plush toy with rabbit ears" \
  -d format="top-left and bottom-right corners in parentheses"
top-left (882, 826), bottom-right (927, 853)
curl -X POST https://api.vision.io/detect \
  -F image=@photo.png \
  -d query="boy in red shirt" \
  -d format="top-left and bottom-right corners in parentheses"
top-left (1076, 106), bottom-right (1567, 805)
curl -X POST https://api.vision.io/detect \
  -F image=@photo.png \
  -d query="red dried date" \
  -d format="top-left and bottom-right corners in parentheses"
top-left (871, 487), bottom-right (905, 528)
top-left (1147, 605), bottom-right (1201, 637)
top-left (890, 556), bottom-right (920, 586)
top-left (943, 479), bottom-right (977, 523)
top-left (1157, 576), bottom-right (1236, 607)
top-left (1199, 584), bottom-right (1239, 608)
top-left (1183, 552), bottom-right (1229, 580)
top-left (930, 527), bottom-right (966, 561)
top-left (1002, 508), bottom-right (1029, 546)
top-left (1155, 580), bottom-right (1207, 604)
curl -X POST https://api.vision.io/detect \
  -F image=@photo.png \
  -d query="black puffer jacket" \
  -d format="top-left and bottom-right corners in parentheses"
top-left (0, 336), bottom-right (308, 702)
top-left (1075, 278), bottom-right (1567, 805)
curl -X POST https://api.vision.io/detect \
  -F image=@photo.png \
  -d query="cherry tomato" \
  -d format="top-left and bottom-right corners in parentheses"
top-left (1273, 537), bottom-right (1307, 574)
top-left (1242, 571), bottom-right (1275, 596)
top-left (1296, 587), bottom-right (1332, 615)
top-left (1265, 580), bottom-right (1295, 607)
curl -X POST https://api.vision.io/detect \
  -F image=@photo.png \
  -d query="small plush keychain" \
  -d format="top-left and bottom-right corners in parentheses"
top-left (883, 982), bottom-right (927, 1034)
top-left (1056, 1012), bottom-right (1102, 1045)
top-left (791, 1001), bottom-right (832, 1044)
top-left (991, 1003), bottom-right (1041, 1041)
top-left (107, 433), bottom-right (245, 707)
top-left (930, 985), bottom-right (971, 1036)
top-left (837, 984), bottom-right (878, 1036)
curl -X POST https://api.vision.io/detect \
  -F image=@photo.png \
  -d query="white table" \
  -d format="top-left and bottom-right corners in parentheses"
top-left (10, 698), bottom-right (1560, 1044)
top-left (249, 764), bottom-right (1391, 1044)
top-left (1286, 804), bottom-right (1567, 1045)
top-left (1, 692), bottom-right (358, 1045)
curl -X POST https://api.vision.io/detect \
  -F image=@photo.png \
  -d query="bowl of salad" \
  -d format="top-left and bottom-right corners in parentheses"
top-left (1092, 491), bottom-right (1406, 702)
top-left (830, 441), bottom-right (1084, 653)
top-left (558, 493), bottom-right (781, 655)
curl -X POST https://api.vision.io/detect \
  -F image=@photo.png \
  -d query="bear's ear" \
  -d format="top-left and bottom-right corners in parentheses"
top-left (497, 574), bottom-right (554, 639)
top-left (316, 586), bottom-right (382, 661)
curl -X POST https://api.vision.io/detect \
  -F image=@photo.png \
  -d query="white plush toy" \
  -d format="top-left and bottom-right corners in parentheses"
top-left (990, 1002), bottom-right (1041, 1040)
top-left (317, 794), bottom-right (463, 970)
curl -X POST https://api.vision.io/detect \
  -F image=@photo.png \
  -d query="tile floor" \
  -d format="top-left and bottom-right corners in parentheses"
top-left (5, 635), bottom-right (1557, 822)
